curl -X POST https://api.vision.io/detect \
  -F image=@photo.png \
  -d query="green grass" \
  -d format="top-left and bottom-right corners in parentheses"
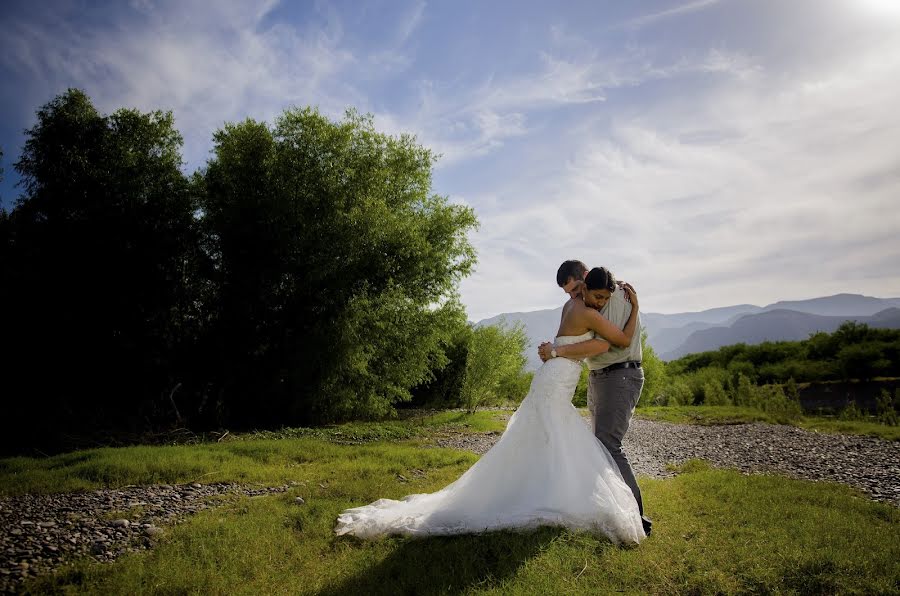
top-left (4, 411), bottom-right (899, 594)
top-left (0, 412), bottom-right (506, 496)
top-left (18, 454), bottom-right (900, 595)
top-left (637, 405), bottom-right (900, 441)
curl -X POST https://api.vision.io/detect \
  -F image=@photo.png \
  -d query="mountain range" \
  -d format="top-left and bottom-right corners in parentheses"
top-left (476, 294), bottom-right (900, 371)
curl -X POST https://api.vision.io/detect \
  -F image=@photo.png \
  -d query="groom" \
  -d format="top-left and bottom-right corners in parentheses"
top-left (538, 260), bottom-right (652, 537)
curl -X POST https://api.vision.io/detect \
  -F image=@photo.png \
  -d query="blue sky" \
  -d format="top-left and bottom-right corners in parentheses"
top-left (2, 0), bottom-right (899, 320)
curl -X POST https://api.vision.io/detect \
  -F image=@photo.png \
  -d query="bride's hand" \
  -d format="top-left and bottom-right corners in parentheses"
top-left (621, 282), bottom-right (638, 311)
top-left (538, 341), bottom-right (553, 362)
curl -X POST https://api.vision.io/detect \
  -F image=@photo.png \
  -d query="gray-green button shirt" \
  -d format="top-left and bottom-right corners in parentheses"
top-left (585, 285), bottom-right (642, 370)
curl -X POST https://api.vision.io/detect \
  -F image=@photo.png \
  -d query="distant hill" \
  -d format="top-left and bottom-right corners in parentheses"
top-left (759, 294), bottom-right (900, 316)
top-left (476, 294), bottom-right (900, 370)
top-left (662, 307), bottom-right (900, 360)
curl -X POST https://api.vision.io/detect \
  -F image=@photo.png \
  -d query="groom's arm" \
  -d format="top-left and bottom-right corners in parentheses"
top-left (538, 339), bottom-right (609, 362)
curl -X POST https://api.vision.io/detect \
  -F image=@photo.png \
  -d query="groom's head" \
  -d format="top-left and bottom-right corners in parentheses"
top-left (556, 260), bottom-right (588, 298)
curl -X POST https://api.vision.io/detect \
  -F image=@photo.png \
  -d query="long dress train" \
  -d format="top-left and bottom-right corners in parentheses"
top-left (334, 332), bottom-right (645, 544)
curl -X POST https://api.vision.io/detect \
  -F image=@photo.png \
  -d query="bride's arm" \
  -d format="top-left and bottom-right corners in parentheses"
top-left (552, 338), bottom-right (610, 360)
top-left (583, 286), bottom-right (640, 347)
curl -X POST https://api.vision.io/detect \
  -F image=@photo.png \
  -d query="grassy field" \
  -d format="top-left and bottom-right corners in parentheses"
top-left (636, 405), bottom-right (900, 441)
top-left (2, 412), bottom-right (898, 595)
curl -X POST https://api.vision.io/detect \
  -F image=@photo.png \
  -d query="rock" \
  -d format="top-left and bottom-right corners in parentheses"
top-left (294, 497), bottom-right (305, 505)
top-left (110, 519), bottom-right (130, 528)
top-left (143, 526), bottom-right (163, 538)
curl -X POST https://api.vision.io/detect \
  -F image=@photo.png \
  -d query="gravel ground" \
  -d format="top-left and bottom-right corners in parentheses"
top-left (1, 417), bottom-right (897, 592)
top-left (0, 482), bottom-right (291, 593)
top-left (433, 416), bottom-right (900, 505)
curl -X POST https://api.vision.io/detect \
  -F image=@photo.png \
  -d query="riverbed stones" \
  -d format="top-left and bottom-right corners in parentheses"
top-left (0, 482), bottom-right (290, 593)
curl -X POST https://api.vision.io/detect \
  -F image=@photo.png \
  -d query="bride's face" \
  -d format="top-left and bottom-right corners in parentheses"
top-left (583, 288), bottom-right (612, 309)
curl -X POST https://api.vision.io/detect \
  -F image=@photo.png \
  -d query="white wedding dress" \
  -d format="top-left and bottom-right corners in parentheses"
top-left (334, 332), bottom-right (645, 544)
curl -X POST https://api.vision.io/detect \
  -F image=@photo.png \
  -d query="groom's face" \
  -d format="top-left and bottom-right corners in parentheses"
top-left (561, 277), bottom-right (582, 299)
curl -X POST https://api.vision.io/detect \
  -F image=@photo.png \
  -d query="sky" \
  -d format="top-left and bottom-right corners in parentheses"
top-left (2, 0), bottom-right (899, 321)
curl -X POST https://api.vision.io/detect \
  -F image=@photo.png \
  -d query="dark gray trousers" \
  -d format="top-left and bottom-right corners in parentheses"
top-left (588, 366), bottom-right (645, 515)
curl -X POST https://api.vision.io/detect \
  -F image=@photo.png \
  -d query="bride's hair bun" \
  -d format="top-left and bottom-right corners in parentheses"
top-left (584, 267), bottom-right (616, 292)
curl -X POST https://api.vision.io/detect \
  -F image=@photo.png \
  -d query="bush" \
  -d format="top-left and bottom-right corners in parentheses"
top-left (662, 377), bottom-right (694, 406)
top-left (573, 366), bottom-right (589, 408)
top-left (639, 331), bottom-right (667, 408)
top-left (460, 322), bottom-right (529, 412)
top-left (755, 384), bottom-right (803, 423)
top-left (702, 379), bottom-right (732, 406)
top-left (876, 389), bottom-right (898, 426)
top-left (839, 402), bottom-right (865, 421)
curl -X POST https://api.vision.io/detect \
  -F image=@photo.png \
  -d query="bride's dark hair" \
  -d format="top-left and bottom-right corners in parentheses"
top-left (584, 267), bottom-right (616, 292)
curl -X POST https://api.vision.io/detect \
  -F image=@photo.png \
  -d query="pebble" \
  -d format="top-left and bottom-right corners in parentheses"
top-left (2, 416), bottom-right (897, 592)
top-left (0, 482), bottom-right (291, 593)
top-left (432, 414), bottom-right (900, 506)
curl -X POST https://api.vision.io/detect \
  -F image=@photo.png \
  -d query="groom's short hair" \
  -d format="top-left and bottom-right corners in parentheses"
top-left (556, 260), bottom-right (588, 286)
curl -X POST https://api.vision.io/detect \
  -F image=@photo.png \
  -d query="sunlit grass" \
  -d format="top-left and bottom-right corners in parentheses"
top-left (0, 412), bottom-right (510, 496)
top-left (20, 456), bottom-right (899, 595)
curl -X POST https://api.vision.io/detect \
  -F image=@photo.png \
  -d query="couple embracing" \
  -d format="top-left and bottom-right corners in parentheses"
top-left (335, 260), bottom-right (651, 545)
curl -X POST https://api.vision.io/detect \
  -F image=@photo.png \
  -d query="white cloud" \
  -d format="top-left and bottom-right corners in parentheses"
top-left (1, 0), bottom-right (377, 169)
top-left (625, 0), bottom-right (723, 29)
top-left (461, 36), bottom-right (900, 319)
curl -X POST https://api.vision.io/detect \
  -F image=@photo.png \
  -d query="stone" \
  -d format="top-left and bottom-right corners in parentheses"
top-left (110, 519), bottom-right (130, 528)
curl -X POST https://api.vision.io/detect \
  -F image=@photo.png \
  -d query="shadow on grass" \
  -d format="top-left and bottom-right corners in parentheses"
top-left (320, 527), bottom-right (571, 595)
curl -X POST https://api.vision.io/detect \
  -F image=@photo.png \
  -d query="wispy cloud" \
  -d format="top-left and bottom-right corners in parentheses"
top-left (625, 0), bottom-right (723, 29)
top-left (458, 31), bottom-right (900, 319)
top-left (1, 0), bottom-right (387, 169)
top-left (3, 0), bottom-right (899, 319)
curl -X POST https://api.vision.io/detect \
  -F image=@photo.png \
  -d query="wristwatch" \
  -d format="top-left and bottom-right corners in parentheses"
top-left (550, 348), bottom-right (558, 358)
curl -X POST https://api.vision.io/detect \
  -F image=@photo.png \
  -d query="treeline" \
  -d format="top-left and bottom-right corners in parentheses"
top-left (666, 321), bottom-right (900, 384)
top-left (0, 90), bottom-right (529, 454)
top-left (641, 322), bottom-right (900, 422)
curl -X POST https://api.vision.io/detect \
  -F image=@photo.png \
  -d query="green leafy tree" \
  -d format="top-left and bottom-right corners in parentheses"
top-left (460, 322), bottom-right (528, 413)
top-left (201, 108), bottom-right (478, 425)
top-left (837, 343), bottom-right (889, 381)
top-left (2, 89), bottom-right (204, 451)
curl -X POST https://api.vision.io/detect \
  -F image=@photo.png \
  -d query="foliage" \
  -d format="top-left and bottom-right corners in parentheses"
top-left (877, 389), bottom-right (899, 426)
top-left (637, 330), bottom-right (667, 407)
top-left (0, 91), bottom-right (478, 452)
top-left (702, 379), bottom-right (731, 406)
top-left (666, 321), bottom-right (900, 385)
top-left (1, 89), bottom-right (205, 450)
top-left (460, 322), bottom-right (529, 412)
top-left (656, 322), bottom-right (900, 425)
top-left (572, 366), bottom-right (589, 407)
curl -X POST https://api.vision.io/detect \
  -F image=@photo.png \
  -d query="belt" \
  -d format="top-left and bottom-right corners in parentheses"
top-left (592, 361), bottom-right (642, 374)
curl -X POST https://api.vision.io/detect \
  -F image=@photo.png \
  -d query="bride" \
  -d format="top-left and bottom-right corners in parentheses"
top-left (334, 268), bottom-right (646, 544)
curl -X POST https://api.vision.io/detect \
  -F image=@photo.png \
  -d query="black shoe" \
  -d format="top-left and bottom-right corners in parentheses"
top-left (641, 516), bottom-right (653, 537)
